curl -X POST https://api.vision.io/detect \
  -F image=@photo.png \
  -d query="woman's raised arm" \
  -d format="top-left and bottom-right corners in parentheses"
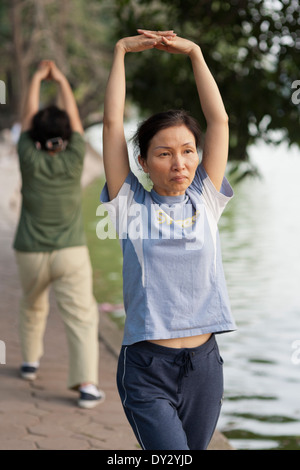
top-left (188, 44), bottom-right (229, 192)
top-left (102, 42), bottom-right (130, 201)
top-left (21, 60), bottom-right (51, 132)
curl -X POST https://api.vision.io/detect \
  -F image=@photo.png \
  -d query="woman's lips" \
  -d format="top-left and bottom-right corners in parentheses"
top-left (171, 175), bottom-right (187, 183)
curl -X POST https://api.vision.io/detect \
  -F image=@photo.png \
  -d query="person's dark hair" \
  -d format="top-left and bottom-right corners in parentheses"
top-left (132, 109), bottom-right (202, 162)
top-left (29, 105), bottom-right (72, 150)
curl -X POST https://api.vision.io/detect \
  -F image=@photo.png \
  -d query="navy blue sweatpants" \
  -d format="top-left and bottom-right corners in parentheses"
top-left (116, 334), bottom-right (224, 450)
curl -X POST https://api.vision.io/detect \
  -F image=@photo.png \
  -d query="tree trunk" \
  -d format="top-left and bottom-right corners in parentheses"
top-left (9, 0), bottom-right (28, 122)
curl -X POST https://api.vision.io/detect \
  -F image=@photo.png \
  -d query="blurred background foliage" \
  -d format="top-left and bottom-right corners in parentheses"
top-left (0, 0), bottom-right (299, 165)
top-left (0, 0), bottom-right (115, 128)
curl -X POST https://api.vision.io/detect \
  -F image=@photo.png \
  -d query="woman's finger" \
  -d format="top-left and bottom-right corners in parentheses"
top-left (139, 31), bottom-right (177, 45)
top-left (120, 35), bottom-right (159, 53)
top-left (137, 29), bottom-right (176, 37)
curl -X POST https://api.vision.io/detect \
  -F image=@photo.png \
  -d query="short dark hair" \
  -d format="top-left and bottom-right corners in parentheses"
top-left (29, 105), bottom-right (72, 150)
top-left (133, 109), bottom-right (202, 161)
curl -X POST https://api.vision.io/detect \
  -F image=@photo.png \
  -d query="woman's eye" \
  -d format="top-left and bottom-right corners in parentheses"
top-left (159, 152), bottom-right (170, 157)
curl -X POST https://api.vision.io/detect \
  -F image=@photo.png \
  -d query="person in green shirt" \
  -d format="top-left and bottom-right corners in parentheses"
top-left (14, 60), bottom-right (105, 409)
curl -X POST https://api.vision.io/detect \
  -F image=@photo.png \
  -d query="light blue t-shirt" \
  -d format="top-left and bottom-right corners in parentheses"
top-left (100, 163), bottom-right (236, 345)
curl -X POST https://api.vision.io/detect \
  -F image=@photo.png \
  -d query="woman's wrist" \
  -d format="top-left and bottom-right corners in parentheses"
top-left (32, 71), bottom-right (45, 83)
top-left (188, 44), bottom-right (202, 60)
top-left (55, 74), bottom-right (68, 85)
top-left (115, 40), bottom-right (127, 56)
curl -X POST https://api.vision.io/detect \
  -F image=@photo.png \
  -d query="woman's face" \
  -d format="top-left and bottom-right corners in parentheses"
top-left (139, 125), bottom-right (199, 196)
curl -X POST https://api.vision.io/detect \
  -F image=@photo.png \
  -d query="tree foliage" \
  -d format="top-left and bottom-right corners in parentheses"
top-left (1, 0), bottom-right (299, 165)
top-left (0, 0), bottom-right (114, 129)
top-left (114, 0), bottom-right (300, 161)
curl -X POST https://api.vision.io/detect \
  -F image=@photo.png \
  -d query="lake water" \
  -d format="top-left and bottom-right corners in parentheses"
top-left (86, 124), bottom-right (300, 450)
top-left (217, 140), bottom-right (300, 450)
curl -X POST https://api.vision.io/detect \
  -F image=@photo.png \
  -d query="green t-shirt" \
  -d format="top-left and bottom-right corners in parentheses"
top-left (13, 131), bottom-right (87, 252)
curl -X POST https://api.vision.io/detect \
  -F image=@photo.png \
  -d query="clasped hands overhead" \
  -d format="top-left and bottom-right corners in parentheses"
top-left (118, 29), bottom-right (198, 57)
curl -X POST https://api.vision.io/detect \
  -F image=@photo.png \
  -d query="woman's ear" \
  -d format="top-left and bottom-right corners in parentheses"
top-left (138, 154), bottom-right (149, 173)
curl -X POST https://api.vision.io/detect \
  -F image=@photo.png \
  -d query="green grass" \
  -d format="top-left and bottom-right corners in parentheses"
top-left (82, 176), bottom-right (124, 306)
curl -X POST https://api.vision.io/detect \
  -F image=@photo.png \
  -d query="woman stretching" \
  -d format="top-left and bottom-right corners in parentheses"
top-left (100, 29), bottom-right (236, 450)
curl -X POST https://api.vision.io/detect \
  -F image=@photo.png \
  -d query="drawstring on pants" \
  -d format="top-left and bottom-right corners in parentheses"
top-left (174, 350), bottom-right (195, 393)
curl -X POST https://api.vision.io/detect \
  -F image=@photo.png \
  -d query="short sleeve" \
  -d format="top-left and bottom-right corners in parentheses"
top-left (100, 171), bottom-right (146, 237)
top-left (17, 132), bottom-right (38, 168)
top-left (190, 163), bottom-right (233, 222)
top-left (100, 171), bottom-right (144, 204)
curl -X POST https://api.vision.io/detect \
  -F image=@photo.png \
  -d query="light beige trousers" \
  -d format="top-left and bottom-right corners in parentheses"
top-left (15, 246), bottom-right (99, 389)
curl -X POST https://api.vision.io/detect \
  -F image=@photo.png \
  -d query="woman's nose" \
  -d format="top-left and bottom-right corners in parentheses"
top-left (172, 154), bottom-right (185, 170)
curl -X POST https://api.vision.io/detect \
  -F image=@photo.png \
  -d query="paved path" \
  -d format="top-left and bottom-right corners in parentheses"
top-left (0, 132), bottom-right (233, 451)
